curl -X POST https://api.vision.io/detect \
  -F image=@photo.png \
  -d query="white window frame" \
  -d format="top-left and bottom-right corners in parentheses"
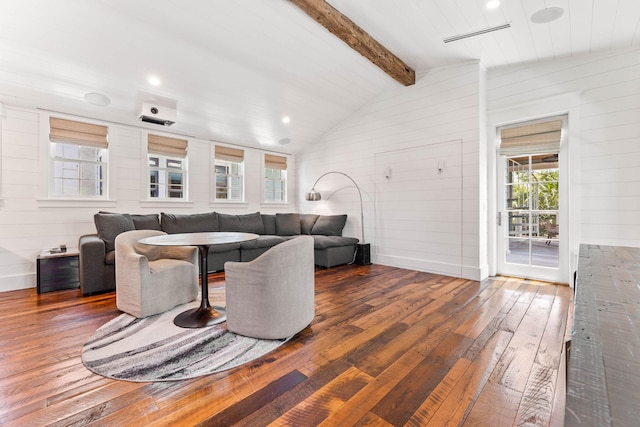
top-left (263, 165), bottom-right (287, 204)
top-left (213, 153), bottom-right (244, 202)
top-left (148, 154), bottom-right (187, 200)
top-left (49, 142), bottom-right (107, 198)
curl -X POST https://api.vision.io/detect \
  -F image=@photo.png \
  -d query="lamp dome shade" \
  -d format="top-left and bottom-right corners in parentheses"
top-left (305, 190), bottom-right (321, 201)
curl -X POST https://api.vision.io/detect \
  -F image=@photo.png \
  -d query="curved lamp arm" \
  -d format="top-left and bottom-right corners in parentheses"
top-left (305, 171), bottom-right (365, 243)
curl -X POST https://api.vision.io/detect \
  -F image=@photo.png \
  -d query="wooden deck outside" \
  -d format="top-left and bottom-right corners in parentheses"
top-left (0, 264), bottom-right (573, 426)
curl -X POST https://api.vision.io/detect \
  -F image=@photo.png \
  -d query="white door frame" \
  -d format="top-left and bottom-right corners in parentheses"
top-left (487, 94), bottom-right (581, 285)
top-left (496, 115), bottom-right (567, 283)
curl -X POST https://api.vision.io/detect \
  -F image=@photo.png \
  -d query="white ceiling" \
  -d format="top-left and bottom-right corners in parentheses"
top-left (1, 0), bottom-right (639, 154)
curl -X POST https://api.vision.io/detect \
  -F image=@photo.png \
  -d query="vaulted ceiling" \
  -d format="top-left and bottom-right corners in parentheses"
top-left (1, 0), bottom-right (639, 154)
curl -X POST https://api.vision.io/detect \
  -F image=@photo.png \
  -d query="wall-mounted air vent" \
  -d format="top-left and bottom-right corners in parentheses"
top-left (443, 23), bottom-right (511, 43)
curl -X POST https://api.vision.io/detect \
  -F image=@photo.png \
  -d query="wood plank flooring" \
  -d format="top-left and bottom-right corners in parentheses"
top-left (0, 264), bottom-right (573, 426)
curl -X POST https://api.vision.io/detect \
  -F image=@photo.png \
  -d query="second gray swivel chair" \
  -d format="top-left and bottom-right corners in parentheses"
top-left (224, 235), bottom-right (315, 339)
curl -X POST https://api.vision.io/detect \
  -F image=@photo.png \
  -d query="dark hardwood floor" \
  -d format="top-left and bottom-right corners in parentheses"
top-left (0, 264), bottom-right (573, 426)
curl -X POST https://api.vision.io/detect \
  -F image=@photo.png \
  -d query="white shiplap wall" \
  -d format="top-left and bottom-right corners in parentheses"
top-left (297, 61), bottom-right (487, 280)
top-left (487, 47), bottom-right (640, 275)
top-left (0, 107), bottom-right (295, 292)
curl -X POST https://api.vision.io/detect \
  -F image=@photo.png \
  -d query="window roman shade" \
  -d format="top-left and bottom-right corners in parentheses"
top-left (49, 117), bottom-right (108, 148)
top-left (499, 119), bottom-right (562, 157)
top-left (265, 154), bottom-right (287, 170)
top-left (215, 146), bottom-right (244, 162)
top-left (148, 134), bottom-right (188, 158)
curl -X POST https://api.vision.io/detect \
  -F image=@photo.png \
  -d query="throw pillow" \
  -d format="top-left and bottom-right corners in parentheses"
top-left (160, 212), bottom-right (219, 234)
top-left (261, 214), bottom-right (277, 235)
top-left (300, 214), bottom-right (319, 235)
top-left (275, 213), bottom-right (301, 236)
top-left (132, 214), bottom-right (162, 230)
top-left (94, 212), bottom-right (135, 252)
top-left (311, 214), bottom-right (347, 236)
top-left (218, 212), bottom-right (265, 234)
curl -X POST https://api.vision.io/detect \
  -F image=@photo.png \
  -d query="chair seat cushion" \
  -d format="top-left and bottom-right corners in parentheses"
top-left (149, 258), bottom-right (194, 274)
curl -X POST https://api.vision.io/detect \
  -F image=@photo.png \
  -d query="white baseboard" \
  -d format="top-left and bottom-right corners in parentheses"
top-left (0, 273), bottom-right (36, 293)
top-left (375, 254), bottom-right (487, 281)
top-left (375, 254), bottom-right (462, 277)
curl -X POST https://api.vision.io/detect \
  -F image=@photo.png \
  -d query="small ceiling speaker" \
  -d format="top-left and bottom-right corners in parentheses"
top-left (531, 7), bottom-right (564, 24)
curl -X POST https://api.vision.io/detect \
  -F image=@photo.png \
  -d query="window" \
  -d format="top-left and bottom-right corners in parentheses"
top-left (49, 117), bottom-right (108, 198)
top-left (214, 146), bottom-right (244, 201)
top-left (147, 134), bottom-right (188, 200)
top-left (264, 154), bottom-right (287, 203)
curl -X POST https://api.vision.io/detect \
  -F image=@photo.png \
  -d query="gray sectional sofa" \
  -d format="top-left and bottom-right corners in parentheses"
top-left (78, 211), bottom-right (359, 295)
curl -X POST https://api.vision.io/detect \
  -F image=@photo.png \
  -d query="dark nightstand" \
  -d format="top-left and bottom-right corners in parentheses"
top-left (36, 249), bottom-right (80, 293)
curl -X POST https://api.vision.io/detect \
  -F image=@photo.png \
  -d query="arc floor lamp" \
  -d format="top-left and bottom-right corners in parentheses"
top-left (305, 171), bottom-right (371, 265)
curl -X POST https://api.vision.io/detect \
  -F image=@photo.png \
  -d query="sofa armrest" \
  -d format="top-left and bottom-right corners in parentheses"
top-left (78, 234), bottom-right (114, 295)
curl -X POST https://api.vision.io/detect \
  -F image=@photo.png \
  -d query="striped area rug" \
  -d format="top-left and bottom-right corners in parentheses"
top-left (81, 287), bottom-right (290, 382)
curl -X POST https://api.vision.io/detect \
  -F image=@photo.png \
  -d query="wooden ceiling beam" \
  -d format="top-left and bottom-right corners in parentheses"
top-left (288, 0), bottom-right (415, 86)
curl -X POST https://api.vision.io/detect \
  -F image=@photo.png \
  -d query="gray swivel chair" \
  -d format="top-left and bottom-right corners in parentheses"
top-left (224, 235), bottom-right (315, 339)
top-left (115, 230), bottom-right (198, 318)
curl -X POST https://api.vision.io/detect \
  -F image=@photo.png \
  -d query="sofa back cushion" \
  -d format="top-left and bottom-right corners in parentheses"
top-left (275, 213), bottom-right (301, 236)
top-left (311, 214), bottom-right (347, 236)
top-left (261, 214), bottom-right (276, 235)
top-left (132, 214), bottom-right (162, 231)
top-left (218, 212), bottom-right (265, 234)
top-left (94, 212), bottom-right (135, 252)
top-left (300, 214), bottom-right (319, 235)
top-left (161, 212), bottom-right (219, 234)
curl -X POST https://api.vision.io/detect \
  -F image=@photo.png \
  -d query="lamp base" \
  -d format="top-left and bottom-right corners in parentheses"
top-left (354, 243), bottom-right (371, 266)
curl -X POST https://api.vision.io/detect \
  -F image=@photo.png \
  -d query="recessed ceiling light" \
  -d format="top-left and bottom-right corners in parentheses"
top-left (531, 7), bottom-right (564, 24)
top-left (84, 92), bottom-right (110, 106)
top-left (148, 75), bottom-right (161, 86)
top-left (282, 116), bottom-right (291, 124)
top-left (279, 138), bottom-right (291, 145)
top-left (486, 1), bottom-right (500, 9)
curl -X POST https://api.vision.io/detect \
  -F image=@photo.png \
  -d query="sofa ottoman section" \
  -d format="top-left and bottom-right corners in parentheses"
top-left (312, 235), bottom-right (359, 268)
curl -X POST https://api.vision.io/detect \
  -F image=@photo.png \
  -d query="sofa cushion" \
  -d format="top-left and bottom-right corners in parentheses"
top-left (261, 214), bottom-right (276, 235)
top-left (218, 212), bottom-right (265, 234)
top-left (312, 235), bottom-right (359, 249)
top-left (105, 251), bottom-right (116, 265)
top-left (300, 214), bottom-right (319, 235)
top-left (311, 214), bottom-right (348, 237)
top-left (207, 242), bottom-right (242, 253)
top-left (239, 235), bottom-right (287, 249)
top-left (132, 214), bottom-right (162, 231)
top-left (276, 213), bottom-right (301, 236)
top-left (94, 212), bottom-right (135, 252)
top-left (161, 212), bottom-right (218, 234)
